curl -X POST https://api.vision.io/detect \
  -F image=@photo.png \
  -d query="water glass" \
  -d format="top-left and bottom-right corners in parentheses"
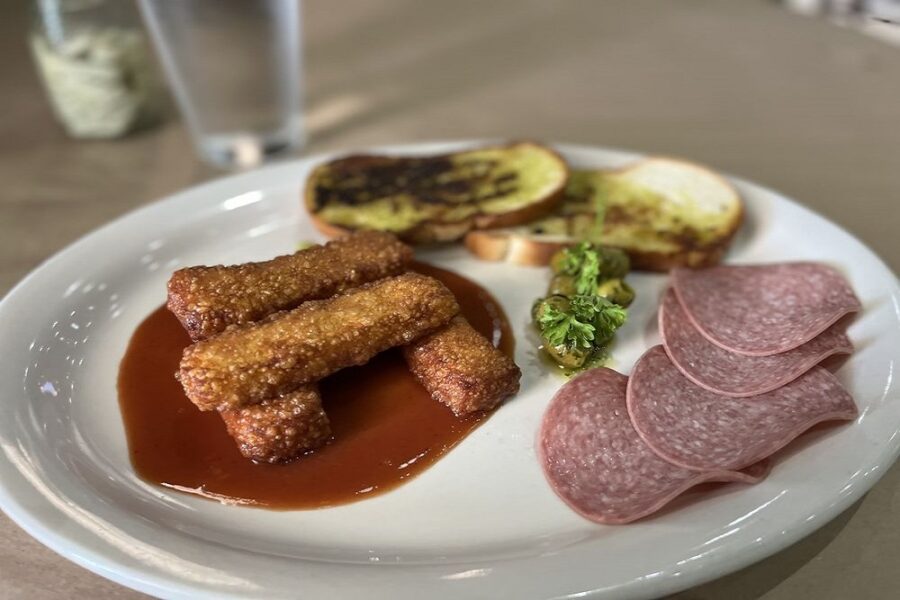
top-left (139, 0), bottom-right (303, 169)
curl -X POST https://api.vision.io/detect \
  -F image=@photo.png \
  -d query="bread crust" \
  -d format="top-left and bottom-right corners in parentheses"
top-left (464, 226), bottom-right (740, 271)
top-left (304, 141), bottom-right (569, 244)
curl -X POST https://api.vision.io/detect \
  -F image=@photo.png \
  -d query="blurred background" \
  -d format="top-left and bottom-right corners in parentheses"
top-left (2, 0), bottom-right (899, 297)
top-left (1, 1), bottom-right (900, 598)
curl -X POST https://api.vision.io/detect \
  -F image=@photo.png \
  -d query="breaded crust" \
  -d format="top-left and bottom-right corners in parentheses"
top-left (167, 231), bottom-right (413, 340)
top-left (220, 385), bottom-right (331, 464)
top-left (403, 317), bottom-right (521, 416)
top-left (179, 273), bottom-right (460, 411)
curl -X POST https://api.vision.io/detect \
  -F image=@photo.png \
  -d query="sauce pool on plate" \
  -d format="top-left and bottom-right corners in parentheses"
top-left (117, 262), bottom-right (513, 508)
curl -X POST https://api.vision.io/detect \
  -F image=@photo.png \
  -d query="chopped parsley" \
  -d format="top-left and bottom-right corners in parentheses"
top-left (534, 240), bottom-right (633, 371)
top-left (537, 294), bottom-right (627, 351)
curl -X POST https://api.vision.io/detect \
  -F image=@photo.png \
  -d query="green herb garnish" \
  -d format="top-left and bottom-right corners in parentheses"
top-left (558, 241), bottom-right (589, 275)
top-left (537, 293), bottom-right (627, 351)
top-left (575, 248), bottom-right (600, 295)
top-left (537, 233), bottom-right (633, 372)
top-left (572, 294), bottom-right (627, 343)
top-left (558, 241), bottom-right (602, 295)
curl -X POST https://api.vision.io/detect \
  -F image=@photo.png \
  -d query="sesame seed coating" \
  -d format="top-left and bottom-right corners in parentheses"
top-left (167, 231), bottom-right (413, 341)
top-left (403, 316), bottom-right (521, 416)
top-left (220, 385), bottom-right (331, 464)
top-left (179, 273), bottom-right (460, 411)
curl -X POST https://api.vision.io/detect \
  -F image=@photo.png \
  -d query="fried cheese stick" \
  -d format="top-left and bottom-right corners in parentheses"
top-left (167, 231), bottom-right (413, 341)
top-left (179, 273), bottom-right (460, 411)
top-left (220, 385), bottom-right (331, 463)
top-left (403, 316), bottom-right (521, 416)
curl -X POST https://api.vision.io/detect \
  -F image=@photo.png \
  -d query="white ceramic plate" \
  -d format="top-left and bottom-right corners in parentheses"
top-left (1, 142), bottom-right (898, 600)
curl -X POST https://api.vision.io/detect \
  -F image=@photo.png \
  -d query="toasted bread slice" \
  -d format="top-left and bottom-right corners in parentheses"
top-left (465, 157), bottom-right (743, 271)
top-left (304, 142), bottom-right (569, 243)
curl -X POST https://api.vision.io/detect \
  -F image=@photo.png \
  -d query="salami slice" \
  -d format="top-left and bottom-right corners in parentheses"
top-left (672, 263), bottom-right (860, 356)
top-left (660, 289), bottom-right (853, 397)
top-left (627, 346), bottom-right (858, 472)
top-left (538, 368), bottom-right (769, 525)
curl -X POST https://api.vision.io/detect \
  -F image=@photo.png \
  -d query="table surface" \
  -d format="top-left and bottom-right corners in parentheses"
top-left (2, 1), bottom-right (899, 598)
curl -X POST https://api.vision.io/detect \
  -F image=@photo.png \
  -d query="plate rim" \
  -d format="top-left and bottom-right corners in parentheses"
top-left (1, 140), bottom-right (899, 600)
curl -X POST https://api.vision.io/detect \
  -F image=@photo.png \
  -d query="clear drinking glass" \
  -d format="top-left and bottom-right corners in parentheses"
top-left (138, 0), bottom-right (303, 169)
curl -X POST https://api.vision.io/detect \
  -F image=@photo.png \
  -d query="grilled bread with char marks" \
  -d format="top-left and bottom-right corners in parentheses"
top-left (304, 142), bottom-right (569, 243)
top-left (464, 157), bottom-right (743, 271)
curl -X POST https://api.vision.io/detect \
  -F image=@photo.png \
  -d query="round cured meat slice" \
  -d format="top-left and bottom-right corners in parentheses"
top-left (538, 368), bottom-right (768, 525)
top-left (672, 263), bottom-right (860, 356)
top-left (627, 346), bottom-right (858, 472)
top-left (660, 289), bottom-right (853, 397)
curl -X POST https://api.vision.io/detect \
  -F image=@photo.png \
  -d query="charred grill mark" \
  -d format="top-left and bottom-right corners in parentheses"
top-left (603, 205), bottom-right (630, 225)
top-left (656, 226), bottom-right (719, 251)
top-left (312, 156), bottom-right (523, 210)
top-left (494, 172), bottom-right (517, 185)
top-left (607, 203), bottom-right (717, 250)
top-left (563, 180), bottom-right (596, 205)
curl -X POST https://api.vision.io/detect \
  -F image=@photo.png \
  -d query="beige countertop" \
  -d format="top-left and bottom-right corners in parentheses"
top-left (1, 1), bottom-right (899, 598)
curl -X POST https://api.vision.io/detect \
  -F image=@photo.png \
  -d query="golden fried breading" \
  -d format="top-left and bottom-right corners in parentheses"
top-left (167, 231), bottom-right (412, 341)
top-left (403, 316), bottom-right (521, 416)
top-left (179, 273), bottom-right (460, 411)
top-left (220, 385), bottom-right (331, 464)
